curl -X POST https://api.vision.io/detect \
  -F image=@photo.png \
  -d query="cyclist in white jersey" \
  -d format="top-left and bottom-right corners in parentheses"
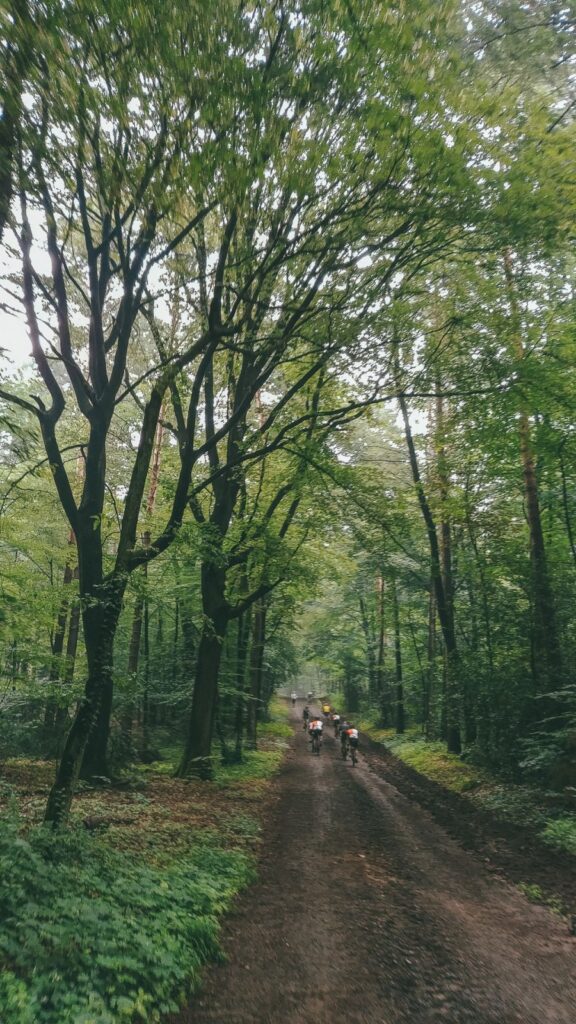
top-left (308, 717), bottom-right (323, 742)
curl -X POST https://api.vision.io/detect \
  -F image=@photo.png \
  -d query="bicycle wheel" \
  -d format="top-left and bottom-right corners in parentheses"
top-left (350, 745), bottom-right (357, 766)
top-left (341, 742), bottom-right (348, 760)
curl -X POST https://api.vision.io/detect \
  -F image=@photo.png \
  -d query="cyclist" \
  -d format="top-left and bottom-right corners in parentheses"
top-left (291, 690), bottom-right (298, 707)
top-left (332, 711), bottom-right (341, 736)
top-left (346, 724), bottom-right (359, 763)
top-left (302, 705), bottom-right (310, 730)
top-left (322, 702), bottom-right (331, 719)
top-left (308, 716), bottom-right (323, 751)
top-left (339, 719), bottom-right (351, 757)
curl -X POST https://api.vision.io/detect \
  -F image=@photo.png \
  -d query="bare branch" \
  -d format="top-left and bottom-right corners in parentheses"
top-left (18, 189), bottom-right (64, 424)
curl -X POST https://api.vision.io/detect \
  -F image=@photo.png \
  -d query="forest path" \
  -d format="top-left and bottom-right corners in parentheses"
top-left (172, 705), bottom-right (576, 1024)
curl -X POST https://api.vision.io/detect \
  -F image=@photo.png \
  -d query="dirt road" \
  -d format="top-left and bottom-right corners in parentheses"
top-left (174, 707), bottom-right (576, 1024)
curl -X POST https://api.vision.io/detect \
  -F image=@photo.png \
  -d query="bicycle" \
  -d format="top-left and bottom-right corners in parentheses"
top-left (349, 741), bottom-right (358, 767)
top-left (341, 737), bottom-right (349, 760)
top-left (311, 731), bottom-right (321, 755)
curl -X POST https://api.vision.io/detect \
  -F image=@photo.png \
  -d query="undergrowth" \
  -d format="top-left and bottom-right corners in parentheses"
top-left (383, 736), bottom-right (486, 794)
top-left (517, 882), bottom-right (563, 914)
top-left (355, 716), bottom-right (576, 858)
top-left (215, 748), bottom-right (284, 786)
top-left (540, 816), bottom-right (576, 855)
top-left (0, 815), bottom-right (253, 1024)
top-left (0, 703), bottom-right (290, 1022)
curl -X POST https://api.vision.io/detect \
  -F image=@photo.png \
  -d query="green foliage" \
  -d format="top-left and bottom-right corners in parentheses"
top-left (257, 719), bottom-right (292, 740)
top-left (381, 735), bottom-right (487, 794)
top-left (215, 749), bottom-right (284, 786)
top-left (0, 816), bottom-right (253, 1023)
top-left (518, 882), bottom-right (545, 904)
top-left (473, 786), bottom-right (548, 829)
top-left (540, 817), bottom-right (576, 857)
top-left (518, 726), bottom-right (576, 788)
top-left (517, 882), bottom-right (563, 915)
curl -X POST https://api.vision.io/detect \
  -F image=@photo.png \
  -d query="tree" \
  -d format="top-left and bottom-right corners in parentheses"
top-left (1, 0), bottom-right (256, 821)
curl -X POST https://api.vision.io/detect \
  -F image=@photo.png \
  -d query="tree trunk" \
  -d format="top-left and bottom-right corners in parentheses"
top-left (462, 572), bottom-right (479, 745)
top-left (121, 415), bottom-right (165, 752)
top-left (79, 571), bottom-right (126, 782)
top-left (175, 562), bottom-right (228, 779)
top-left (436, 392), bottom-right (461, 754)
top-left (343, 653), bottom-right (360, 712)
top-left (246, 600), bottom-right (266, 751)
top-left (375, 573), bottom-right (389, 725)
top-left (150, 609), bottom-right (163, 727)
top-left (559, 448), bottom-right (576, 568)
top-left (521, 413), bottom-right (561, 696)
top-left (48, 481), bottom-right (82, 740)
top-left (141, 594), bottom-right (152, 753)
top-left (407, 612), bottom-right (428, 733)
top-left (503, 251), bottom-right (563, 709)
top-left (63, 581), bottom-right (81, 684)
top-left (80, 675), bottom-right (114, 780)
top-left (233, 611), bottom-right (251, 762)
top-left (463, 481), bottom-right (495, 675)
top-left (398, 386), bottom-right (461, 753)
top-left (359, 595), bottom-right (377, 703)
top-left (391, 574), bottom-right (405, 734)
top-left (171, 597), bottom-right (180, 689)
top-left (44, 570), bottom-right (71, 732)
top-left (51, 575), bottom-right (81, 748)
top-left (425, 586), bottom-right (435, 738)
top-left (44, 575), bottom-right (123, 823)
top-left (180, 602), bottom-right (196, 686)
top-left (119, 588), bottom-right (144, 757)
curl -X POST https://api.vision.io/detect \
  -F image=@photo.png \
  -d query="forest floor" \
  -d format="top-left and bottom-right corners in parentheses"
top-left (171, 703), bottom-right (576, 1024)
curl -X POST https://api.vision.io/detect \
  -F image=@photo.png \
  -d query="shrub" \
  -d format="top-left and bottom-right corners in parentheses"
top-left (540, 816), bottom-right (576, 856)
top-left (473, 785), bottom-right (548, 828)
top-left (0, 815), bottom-right (253, 1023)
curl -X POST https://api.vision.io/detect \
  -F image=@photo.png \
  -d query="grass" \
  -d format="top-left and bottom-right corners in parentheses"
top-left (258, 718), bottom-right (292, 740)
top-left (385, 737), bottom-right (487, 794)
top-left (216, 749), bottom-right (285, 786)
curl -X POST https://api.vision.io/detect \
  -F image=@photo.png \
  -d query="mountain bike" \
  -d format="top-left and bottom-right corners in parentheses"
top-left (349, 741), bottom-right (358, 766)
top-left (341, 737), bottom-right (349, 760)
top-left (311, 731), bottom-right (321, 755)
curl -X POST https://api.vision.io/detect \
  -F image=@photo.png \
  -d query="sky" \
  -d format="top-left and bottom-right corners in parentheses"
top-left (1, 214), bottom-right (48, 375)
top-left (0, 311), bottom-right (32, 372)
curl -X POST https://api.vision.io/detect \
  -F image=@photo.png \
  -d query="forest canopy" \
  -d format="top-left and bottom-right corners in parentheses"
top-left (1, 0), bottom-right (575, 826)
